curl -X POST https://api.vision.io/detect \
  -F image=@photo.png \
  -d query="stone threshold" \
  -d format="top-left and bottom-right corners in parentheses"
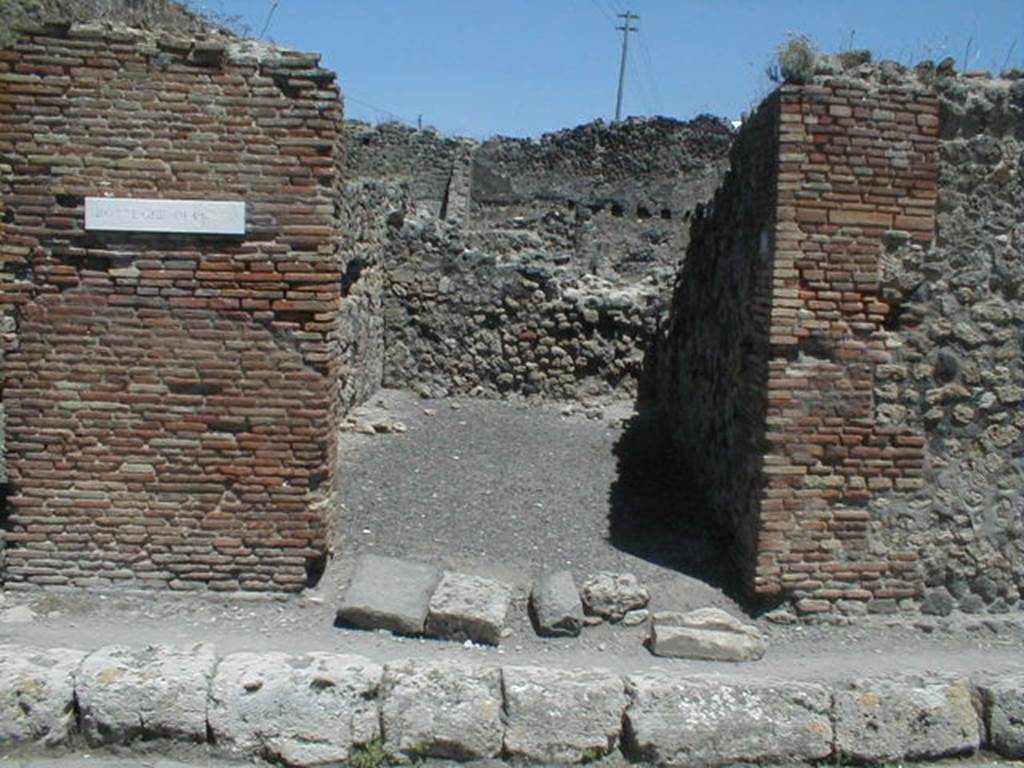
top-left (1, 641), bottom-right (1021, 767)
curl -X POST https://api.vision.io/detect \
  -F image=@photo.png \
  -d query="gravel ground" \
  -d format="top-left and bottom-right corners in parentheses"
top-left (334, 389), bottom-right (737, 612)
top-left (0, 389), bottom-right (1022, 682)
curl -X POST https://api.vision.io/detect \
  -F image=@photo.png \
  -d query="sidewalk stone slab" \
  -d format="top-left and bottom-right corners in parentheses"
top-left (503, 665), bottom-right (626, 763)
top-left (649, 608), bottom-right (766, 662)
top-left (337, 554), bottom-right (441, 635)
top-left (979, 676), bottom-right (1024, 759)
top-left (834, 676), bottom-right (981, 762)
top-left (209, 651), bottom-right (382, 766)
top-left (624, 674), bottom-right (832, 768)
top-left (77, 643), bottom-right (216, 745)
top-left (580, 572), bottom-right (649, 621)
top-left (529, 570), bottom-right (583, 637)
top-left (425, 571), bottom-right (512, 645)
top-left (0, 644), bottom-right (85, 747)
top-left (380, 659), bottom-right (503, 762)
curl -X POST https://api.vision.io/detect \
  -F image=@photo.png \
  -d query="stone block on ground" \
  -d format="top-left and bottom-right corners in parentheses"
top-left (379, 659), bottom-right (503, 762)
top-left (648, 608), bottom-right (766, 662)
top-left (979, 676), bottom-right (1024, 758)
top-left (580, 572), bottom-right (648, 621)
top-left (833, 676), bottom-right (981, 762)
top-left (529, 570), bottom-right (583, 637)
top-left (77, 643), bottom-right (216, 744)
top-left (209, 651), bottom-right (382, 766)
top-left (0, 644), bottom-right (85, 747)
top-left (337, 553), bottom-right (441, 635)
top-left (624, 673), bottom-right (832, 768)
top-left (425, 571), bottom-right (512, 645)
top-left (503, 665), bottom-right (626, 763)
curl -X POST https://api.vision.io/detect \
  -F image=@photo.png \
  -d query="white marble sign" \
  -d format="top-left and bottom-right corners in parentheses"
top-left (84, 197), bottom-right (246, 235)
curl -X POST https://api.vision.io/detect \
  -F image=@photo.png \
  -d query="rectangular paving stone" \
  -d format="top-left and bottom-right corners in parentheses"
top-left (337, 553), bottom-right (441, 636)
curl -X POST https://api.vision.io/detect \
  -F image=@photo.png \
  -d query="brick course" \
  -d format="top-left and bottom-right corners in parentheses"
top-left (657, 70), bottom-right (950, 613)
top-left (0, 23), bottom-right (344, 591)
top-left (758, 79), bottom-right (938, 609)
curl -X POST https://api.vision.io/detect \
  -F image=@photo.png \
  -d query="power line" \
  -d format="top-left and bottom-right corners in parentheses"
top-left (258, 0), bottom-right (279, 40)
top-left (586, 0), bottom-right (615, 24)
top-left (345, 94), bottom-right (418, 127)
top-left (628, 54), bottom-right (653, 117)
top-left (637, 33), bottom-right (665, 115)
top-left (614, 11), bottom-right (639, 122)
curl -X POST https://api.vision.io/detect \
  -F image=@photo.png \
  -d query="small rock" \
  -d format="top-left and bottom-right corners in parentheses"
top-left (764, 606), bottom-right (797, 624)
top-left (426, 572), bottom-right (512, 645)
top-left (0, 606), bottom-right (36, 624)
top-left (622, 608), bottom-right (649, 626)
top-left (648, 608), bottom-right (767, 662)
top-left (337, 554), bottom-right (441, 636)
top-left (580, 572), bottom-right (649, 621)
top-left (529, 570), bottom-right (583, 637)
top-left (582, 615), bottom-right (604, 627)
top-left (959, 594), bottom-right (986, 614)
top-left (921, 587), bottom-right (955, 617)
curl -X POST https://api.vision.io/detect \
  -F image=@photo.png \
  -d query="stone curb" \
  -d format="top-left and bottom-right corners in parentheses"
top-left (0, 642), bottom-right (1021, 766)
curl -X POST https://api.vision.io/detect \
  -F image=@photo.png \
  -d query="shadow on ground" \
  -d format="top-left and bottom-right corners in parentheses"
top-left (607, 407), bottom-right (745, 606)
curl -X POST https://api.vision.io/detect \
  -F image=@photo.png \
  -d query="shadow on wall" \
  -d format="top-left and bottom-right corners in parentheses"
top-left (605, 361), bottom-right (746, 605)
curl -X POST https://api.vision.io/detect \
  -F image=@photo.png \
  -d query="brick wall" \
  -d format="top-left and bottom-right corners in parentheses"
top-left (0, 22), bottom-right (344, 591)
top-left (758, 77), bottom-right (938, 613)
top-left (654, 63), bottom-right (1019, 616)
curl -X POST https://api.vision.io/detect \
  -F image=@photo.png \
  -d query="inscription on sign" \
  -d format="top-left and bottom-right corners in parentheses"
top-left (85, 197), bottom-right (246, 235)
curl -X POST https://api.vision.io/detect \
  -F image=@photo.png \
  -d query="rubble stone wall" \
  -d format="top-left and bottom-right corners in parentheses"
top-left (336, 178), bottom-right (409, 412)
top-left (382, 212), bottom-right (663, 401)
top-left (871, 73), bottom-right (1024, 616)
top-left (345, 121), bottom-right (474, 221)
top-left (345, 117), bottom-right (733, 402)
top-left (0, 22), bottom-right (345, 591)
top-left (653, 95), bottom-right (780, 592)
top-left (658, 62), bottom-right (1024, 615)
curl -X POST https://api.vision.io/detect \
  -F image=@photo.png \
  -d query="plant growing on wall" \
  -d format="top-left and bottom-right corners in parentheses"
top-left (775, 32), bottom-right (818, 85)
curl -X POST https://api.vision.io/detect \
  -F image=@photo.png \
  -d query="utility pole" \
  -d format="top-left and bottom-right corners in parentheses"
top-left (614, 11), bottom-right (639, 122)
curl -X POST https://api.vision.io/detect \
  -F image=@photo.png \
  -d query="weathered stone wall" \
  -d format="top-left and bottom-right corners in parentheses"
top-left (383, 211), bottom-right (662, 401)
top-left (658, 59), bottom-right (1023, 615)
top-left (347, 117), bottom-right (733, 402)
top-left (652, 95), bottom-right (780, 592)
top-left (472, 117), bottom-right (732, 279)
top-left (0, 22), bottom-right (344, 591)
top-left (869, 73), bottom-right (1024, 616)
top-left (345, 121), bottom-right (474, 221)
top-left (336, 178), bottom-right (409, 412)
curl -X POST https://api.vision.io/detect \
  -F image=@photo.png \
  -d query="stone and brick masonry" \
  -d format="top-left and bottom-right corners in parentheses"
top-left (0, 22), bottom-right (345, 591)
top-left (345, 117), bottom-right (733, 403)
top-left (657, 59), bottom-right (1024, 615)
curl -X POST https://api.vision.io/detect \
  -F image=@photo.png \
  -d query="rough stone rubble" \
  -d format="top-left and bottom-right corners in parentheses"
top-left (1, 641), bottom-right (1022, 766)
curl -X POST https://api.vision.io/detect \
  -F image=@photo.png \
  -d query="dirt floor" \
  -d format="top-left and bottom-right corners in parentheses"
top-left (0, 390), bottom-right (1022, 683)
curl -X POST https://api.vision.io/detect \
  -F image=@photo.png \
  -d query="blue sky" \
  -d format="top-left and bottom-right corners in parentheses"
top-left (196, 1), bottom-right (1023, 138)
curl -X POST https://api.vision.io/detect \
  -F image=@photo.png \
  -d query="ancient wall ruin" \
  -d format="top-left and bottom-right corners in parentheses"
top-left (0, 21), bottom-right (344, 591)
top-left (657, 59), bottom-right (1024, 616)
top-left (345, 117), bottom-right (733, 402)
